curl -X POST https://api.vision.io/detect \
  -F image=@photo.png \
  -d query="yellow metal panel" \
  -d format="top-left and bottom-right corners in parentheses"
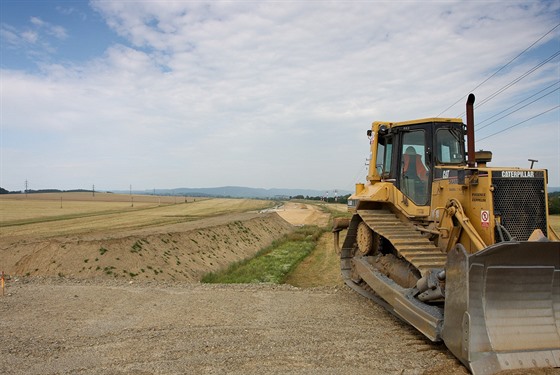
top-left (372, 118), bottom-right (463, 129)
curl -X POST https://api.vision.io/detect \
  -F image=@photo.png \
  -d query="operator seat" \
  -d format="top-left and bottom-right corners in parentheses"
top-left (403, 146), bottom-right (428, 181)
top-left (402, 146), bottom-right (428, 204)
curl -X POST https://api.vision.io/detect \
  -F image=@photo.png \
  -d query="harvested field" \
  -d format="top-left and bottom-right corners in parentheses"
top-left (551, 215), bottom-right (560, 234)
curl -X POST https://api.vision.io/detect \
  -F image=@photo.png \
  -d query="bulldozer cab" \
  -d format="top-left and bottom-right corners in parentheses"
top-left (374, 119), bottom-right (465, 207)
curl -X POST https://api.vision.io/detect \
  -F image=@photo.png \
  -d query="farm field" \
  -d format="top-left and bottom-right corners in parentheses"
top-left (0, 194), bottom-right (557, 374)
top-left (1, 192), bottom-right (271, 239)
top-left (551, 214), bottom-right (560, 234)
top-left (1, 191), bottom-right (188, 219)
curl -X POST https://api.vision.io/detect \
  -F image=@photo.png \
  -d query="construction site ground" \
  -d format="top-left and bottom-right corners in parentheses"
top-left (0, 196), bottom-right (557, 375)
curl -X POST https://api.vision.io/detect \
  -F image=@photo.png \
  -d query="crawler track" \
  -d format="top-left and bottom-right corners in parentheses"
top-left (340, 210), bottom-right (445, 341)
top-left (357, 209), bottom-right (446, 275)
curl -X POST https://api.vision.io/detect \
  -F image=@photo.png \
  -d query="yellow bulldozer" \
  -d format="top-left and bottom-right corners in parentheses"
top-left (333, 94), bottom-right (560, 374)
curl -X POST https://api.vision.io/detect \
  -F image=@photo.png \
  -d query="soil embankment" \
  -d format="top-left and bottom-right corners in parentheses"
top-left (1, 212), bottom-right (293, 282)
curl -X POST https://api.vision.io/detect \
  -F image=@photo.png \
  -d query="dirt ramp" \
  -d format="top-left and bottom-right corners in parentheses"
top-left (273, 202), bottom-right (331, 227)
top-left (5, 213), bottom-right (293, 282)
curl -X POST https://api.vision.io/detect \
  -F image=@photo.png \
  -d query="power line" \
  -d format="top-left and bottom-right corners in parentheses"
top-left (454, 49), bottom-right (560, 119)
top-left (436, 22), bottom-right (560, 117)
top-left (477, 80), bottom-right (560, 127)
top-left (477, 105), bottom-right (560, 142)
top-left (476, 86), bottom-right (560, 132)
top-left (477, 87), bottom-right (560, 131)
top-left (470, 49), bottom-right (560, 112)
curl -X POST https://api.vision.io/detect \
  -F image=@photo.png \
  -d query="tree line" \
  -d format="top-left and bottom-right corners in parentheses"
top-left (290, 194), bottom-right (352, 204)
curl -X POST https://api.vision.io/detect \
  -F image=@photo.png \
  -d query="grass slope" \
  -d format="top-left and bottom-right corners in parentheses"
top-left (202, 226), bottom-right (324, 284)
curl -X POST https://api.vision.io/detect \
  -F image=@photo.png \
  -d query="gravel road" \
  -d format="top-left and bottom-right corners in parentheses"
top-left (1, 278), bottom-right (468, 375)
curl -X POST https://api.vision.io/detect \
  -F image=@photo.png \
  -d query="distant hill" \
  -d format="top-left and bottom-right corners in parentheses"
top-left (549, 187), bottom-right (560, 193)
top-left (123, 186), bottom-right (352, 199)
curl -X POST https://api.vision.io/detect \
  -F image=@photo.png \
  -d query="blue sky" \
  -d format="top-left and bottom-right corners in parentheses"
top-left (1, 0), bottom-right (559, 192)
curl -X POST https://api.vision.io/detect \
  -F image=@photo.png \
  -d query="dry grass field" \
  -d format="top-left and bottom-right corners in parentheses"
top-left (0, 192), bottom-right (190, 220)
top-left (1, 193), bottom-right (273, 240)
top-left (551, 215), bottom-right (560, 234)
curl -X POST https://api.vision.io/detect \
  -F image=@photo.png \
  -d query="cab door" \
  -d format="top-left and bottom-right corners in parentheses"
top-left (397, 129), bottom-right (430, 206)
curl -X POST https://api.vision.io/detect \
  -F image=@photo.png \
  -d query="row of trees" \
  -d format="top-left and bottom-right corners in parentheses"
top-left (290, 194), bottom-right (352, 204)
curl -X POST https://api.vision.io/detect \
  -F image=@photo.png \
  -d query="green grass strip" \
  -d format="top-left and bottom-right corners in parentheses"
top-left (202, 226), bottom-right (325, 284)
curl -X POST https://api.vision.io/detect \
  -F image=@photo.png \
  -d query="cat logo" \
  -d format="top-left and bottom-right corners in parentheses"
top-left (501, 170), bottom-right (535, 178)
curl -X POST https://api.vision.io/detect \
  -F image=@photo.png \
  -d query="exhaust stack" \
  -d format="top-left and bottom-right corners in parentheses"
top-left (466, 93), bottom-right (476, 168)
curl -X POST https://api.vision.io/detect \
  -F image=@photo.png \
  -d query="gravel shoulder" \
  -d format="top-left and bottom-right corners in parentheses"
top-left (0, 278), bottom-right (467, 375)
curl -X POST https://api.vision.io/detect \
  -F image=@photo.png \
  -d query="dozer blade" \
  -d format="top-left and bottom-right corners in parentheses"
top-left (443, 241), bottom-right (560, 375)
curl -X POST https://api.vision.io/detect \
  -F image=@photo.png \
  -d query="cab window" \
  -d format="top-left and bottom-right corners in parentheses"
top-left (436, 128), bottom-right (464, 164)
top-left (376, 136), bottom-right (393, 178)
top-left (400, 130), bottom-right (429, 205)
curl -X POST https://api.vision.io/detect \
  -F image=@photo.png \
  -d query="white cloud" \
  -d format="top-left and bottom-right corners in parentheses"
top-left (30, 16), bottom-right (68, 39)
top-left (21, 30), bottom-right (38, 44)
top-left (1, 0), bottom-right (559, 191)
top-left (0, 15), bottom-right (69, 66)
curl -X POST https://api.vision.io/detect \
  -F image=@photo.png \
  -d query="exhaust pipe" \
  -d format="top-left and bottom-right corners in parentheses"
top-left (466, 93), bottom-right (476, 168)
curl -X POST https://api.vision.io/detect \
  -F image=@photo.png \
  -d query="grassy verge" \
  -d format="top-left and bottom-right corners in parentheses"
top-left (202, 226), bottom-right (325, 284)
top-left (284, 231), bottom-right (342, 287)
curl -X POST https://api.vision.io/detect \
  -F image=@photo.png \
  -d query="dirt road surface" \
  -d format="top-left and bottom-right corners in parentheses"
top-left (2, 278), bottom-right (468, 375)
top-left (273, 202), bottom-right (331, 227)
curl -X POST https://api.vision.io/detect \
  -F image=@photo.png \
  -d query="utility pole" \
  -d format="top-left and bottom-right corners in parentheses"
top-left (92, 184), bottom-right (95, 197)
top-left (25, 179), bottom-right (28, 198)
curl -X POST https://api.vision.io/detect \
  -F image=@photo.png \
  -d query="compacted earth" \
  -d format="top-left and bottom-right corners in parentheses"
top-left (0, 198), bottom-right (557, 374)
top-left (2, 278), bottom-right (468, 375)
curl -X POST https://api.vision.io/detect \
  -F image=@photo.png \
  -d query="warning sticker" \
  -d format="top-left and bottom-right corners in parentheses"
top-left (481, 210), bottom-right (490, 228)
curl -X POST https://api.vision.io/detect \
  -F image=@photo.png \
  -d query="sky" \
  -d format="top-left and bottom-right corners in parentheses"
top-left (1, 0), bottom-right (559, 193)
